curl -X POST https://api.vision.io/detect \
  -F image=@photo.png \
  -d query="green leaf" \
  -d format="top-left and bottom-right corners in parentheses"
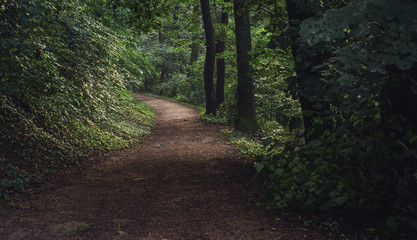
top-left (254, 162), bottom-right (264, 173)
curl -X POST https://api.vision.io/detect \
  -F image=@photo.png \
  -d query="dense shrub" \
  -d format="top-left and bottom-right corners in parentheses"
top-left (0, 0), bottom-right (155, 198)
top-left (252, 0), bottom-right (417, 238)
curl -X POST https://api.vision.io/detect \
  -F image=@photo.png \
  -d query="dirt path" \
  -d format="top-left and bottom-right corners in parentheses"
top-left (0, 94), bottom-right (331, 239)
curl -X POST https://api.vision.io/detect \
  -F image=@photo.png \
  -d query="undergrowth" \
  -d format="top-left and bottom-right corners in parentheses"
top-left (0, 0), bottom-right (155, 199)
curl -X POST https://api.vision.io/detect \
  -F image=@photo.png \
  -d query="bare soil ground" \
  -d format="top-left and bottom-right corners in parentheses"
top-left (0, 94), bottom-right (340, 239)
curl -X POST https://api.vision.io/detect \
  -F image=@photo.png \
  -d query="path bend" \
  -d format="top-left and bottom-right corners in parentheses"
top-left (0, 94), bottom-right (328, 240)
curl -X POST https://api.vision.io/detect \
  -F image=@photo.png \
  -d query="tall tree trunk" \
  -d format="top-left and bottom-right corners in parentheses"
top-left (189, 5), bottom-right (201, 66)
top-left (200, 0), bottom-right (216, 115)
top-left (286, 0), bottom-right (328, 140)
top-left (215, 0), bottom-right (229, 109)
top-left (233, 0), bottom-right (258, 131)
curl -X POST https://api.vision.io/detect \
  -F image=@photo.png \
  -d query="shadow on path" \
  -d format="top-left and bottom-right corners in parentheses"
top-left (0, 94), bottom-right (328, 240)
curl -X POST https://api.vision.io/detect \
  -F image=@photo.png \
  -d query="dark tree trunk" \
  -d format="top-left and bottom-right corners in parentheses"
top-left (215, 0), bottom-right (229, 109)
top-left (233, 0), bottom-right (258, 131)
top-left (286, 0), bottom-right (313, 135)
top-left (286, 0), bottom-right (329, 140)
top-left (200, 0), bottom-right (216, 115)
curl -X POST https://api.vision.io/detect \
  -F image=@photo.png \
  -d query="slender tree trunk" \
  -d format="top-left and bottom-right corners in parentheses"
top-left (215, 0), bottom-right (229, 109)
top-left (233, 0), bottom-right (258, 131)
top-left (200, 0), bottom-right (216, 114)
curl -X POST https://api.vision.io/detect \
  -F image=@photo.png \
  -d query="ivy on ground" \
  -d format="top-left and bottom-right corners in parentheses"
top-left (0, 0), bottom-right (155, 198)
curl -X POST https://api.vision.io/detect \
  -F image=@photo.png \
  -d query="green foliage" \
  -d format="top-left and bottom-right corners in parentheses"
top-left (147, 41), bottom-right (194, 100)
top-left (137, 5), bottom-right (207, 106)
top-left (0, 0), bottom-right (155, 198)
top-left (254, 0), bottom-right (417, 237)
top-left (250, 19), bottom-right (301, 131)
top-left (224, 130), bottom-right (266, 159)
top-left (0, 157), bottom-right (38, 200)
top-left (3, 0), bottom-right (416, 237)
top-left (134, 0), bottom-right (239, 115)
top-left (81, 0), bottom-right (159, 92)
top-left (113, 0), bottom-right (170, 33)
top-left (118, 41), bottom-right (158, 92)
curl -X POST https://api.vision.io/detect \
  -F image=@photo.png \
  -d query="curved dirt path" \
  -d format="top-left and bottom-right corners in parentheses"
top-left (0, 94), bottom-right (330, 239)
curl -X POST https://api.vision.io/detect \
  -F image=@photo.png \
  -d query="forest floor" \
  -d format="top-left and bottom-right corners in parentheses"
top-left (0, 94), bottom-right (353, 240)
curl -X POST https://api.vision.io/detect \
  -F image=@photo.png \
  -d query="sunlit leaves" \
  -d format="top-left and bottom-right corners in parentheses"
top-left (112, 0), bottom-right (170, 33)
top-left (0, 0), bottom-right (155, 198)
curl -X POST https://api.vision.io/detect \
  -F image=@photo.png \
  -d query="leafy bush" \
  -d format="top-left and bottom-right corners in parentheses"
top-left (254, 0), bottom-right (417, 238)
top-left (0, 0), bottom-right (155, 198)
